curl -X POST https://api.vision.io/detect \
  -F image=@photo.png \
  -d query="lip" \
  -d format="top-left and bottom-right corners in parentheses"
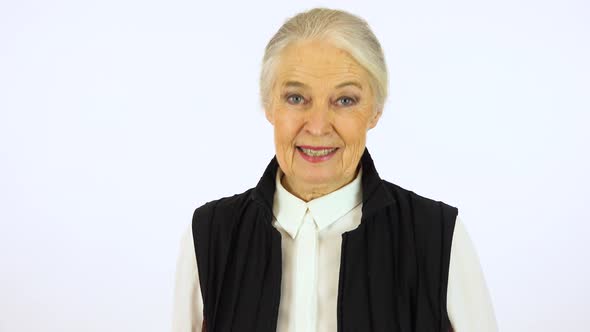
top-left (298, 145), bottom-right (337, 150)
top-left (296, 145), bottom-right (339, 163)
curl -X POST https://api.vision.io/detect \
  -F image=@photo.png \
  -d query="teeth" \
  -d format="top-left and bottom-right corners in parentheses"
top-left (300, 147), bottom-right (337, 157)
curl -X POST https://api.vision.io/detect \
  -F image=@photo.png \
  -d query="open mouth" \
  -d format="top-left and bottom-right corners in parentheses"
top-left (296, 146), bottom-right (339, 161)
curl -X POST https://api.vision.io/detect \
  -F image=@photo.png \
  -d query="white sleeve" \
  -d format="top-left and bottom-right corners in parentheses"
top-left (171, 224), bottom-right (204, 332)
top-left (447, 215), bottom-right (498, 331)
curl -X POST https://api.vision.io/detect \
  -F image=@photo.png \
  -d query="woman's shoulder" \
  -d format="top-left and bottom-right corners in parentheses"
top-left (380, 179), bottom-right (457, 209)
top-left (191, 186), bottom-right (262, 230)
top-left (194, 187), bottom-right (255, 211)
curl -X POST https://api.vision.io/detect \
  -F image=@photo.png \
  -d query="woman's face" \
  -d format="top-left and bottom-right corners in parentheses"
top-left (265, 39), bottom-right (382, 199)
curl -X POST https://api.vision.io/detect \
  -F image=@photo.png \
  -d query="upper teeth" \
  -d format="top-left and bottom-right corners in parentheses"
top-left (300, 147), bottom-right (337, 157)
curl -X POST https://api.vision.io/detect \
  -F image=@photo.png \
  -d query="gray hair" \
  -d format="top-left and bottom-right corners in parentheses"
top-left (260, 8), bottom-right (388, 112)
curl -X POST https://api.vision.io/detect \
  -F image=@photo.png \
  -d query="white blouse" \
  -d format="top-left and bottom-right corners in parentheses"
top-left (172, 167), bottom-right (498, 331)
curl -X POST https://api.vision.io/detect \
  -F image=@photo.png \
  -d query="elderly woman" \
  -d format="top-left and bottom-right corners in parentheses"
top-left (172, 8), bottom-right (497, 332)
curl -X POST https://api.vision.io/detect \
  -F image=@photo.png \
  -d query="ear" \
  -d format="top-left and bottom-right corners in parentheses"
top-left (264, 107), bottom-right (275, 125)
top-left (367, 106), bottom-right (383, 130)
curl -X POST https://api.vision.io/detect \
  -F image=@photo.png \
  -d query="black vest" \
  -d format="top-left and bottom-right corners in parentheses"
top-left (192, 148), bottom-right (458, 331)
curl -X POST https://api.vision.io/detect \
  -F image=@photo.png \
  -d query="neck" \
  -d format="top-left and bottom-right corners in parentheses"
top-left (280, 166), bottom-right (360, 202)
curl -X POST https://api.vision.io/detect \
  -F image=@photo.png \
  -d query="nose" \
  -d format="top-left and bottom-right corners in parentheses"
top-left (303, 105), bottom-right (333, 137)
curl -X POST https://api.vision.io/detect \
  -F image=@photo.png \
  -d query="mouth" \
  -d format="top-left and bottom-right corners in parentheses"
top-left (296, 145), bottom-right (339, 162)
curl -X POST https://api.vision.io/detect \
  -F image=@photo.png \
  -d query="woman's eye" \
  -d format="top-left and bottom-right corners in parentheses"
top-left (336, 96), bottom-right (356, 106)
top-left (286, 94), bottom-right (305, 105)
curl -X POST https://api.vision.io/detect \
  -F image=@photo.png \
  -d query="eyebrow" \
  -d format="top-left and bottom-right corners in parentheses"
top-left (282, 80), bottom-right (363, 90)
top-left (335, 81), bottom-right (363, 90)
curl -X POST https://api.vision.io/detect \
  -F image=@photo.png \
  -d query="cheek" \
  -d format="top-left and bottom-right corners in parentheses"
top-left (273, 113), bottom-right (301, 168)
top-left (337, 115), bottom-right (370, 165)
top-left (338, 116), bottom-right (368, 146)
top-left (274, 111), bottom-right (300, 144)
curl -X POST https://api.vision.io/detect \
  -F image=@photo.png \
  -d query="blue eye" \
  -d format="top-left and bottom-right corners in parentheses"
top-left (286, 94), bottom-right (305, 105)
top-left (337, 96), bottom-right (356, 106)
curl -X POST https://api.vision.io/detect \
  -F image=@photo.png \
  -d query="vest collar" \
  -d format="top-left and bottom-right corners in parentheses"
top-left (250, 147), bottom-right (396, 222)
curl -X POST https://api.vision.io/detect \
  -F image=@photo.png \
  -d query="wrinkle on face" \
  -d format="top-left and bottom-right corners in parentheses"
top-left (265, 39), bottom-right (381, 201)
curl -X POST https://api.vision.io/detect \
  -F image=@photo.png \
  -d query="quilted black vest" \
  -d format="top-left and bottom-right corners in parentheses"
top-left (192, 148), bottom-right (458, 331)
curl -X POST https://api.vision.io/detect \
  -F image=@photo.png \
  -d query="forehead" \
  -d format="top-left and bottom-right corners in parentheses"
top-left (274, 39), bottom-right (369, 86)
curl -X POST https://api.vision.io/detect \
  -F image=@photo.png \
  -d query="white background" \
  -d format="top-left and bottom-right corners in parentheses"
top-left (1, 0), bottom-right (588, 331)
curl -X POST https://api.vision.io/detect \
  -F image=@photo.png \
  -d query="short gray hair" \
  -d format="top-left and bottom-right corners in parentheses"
top-left (260, 8), bottom-right (388, 112)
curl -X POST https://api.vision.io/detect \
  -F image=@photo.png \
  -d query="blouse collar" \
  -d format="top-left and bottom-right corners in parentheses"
top-left (271, 167), bottom-right (363, 239)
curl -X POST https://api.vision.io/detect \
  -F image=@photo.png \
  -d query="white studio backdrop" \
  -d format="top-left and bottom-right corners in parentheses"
top-left (0, 0), bottom-right (588, 331)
